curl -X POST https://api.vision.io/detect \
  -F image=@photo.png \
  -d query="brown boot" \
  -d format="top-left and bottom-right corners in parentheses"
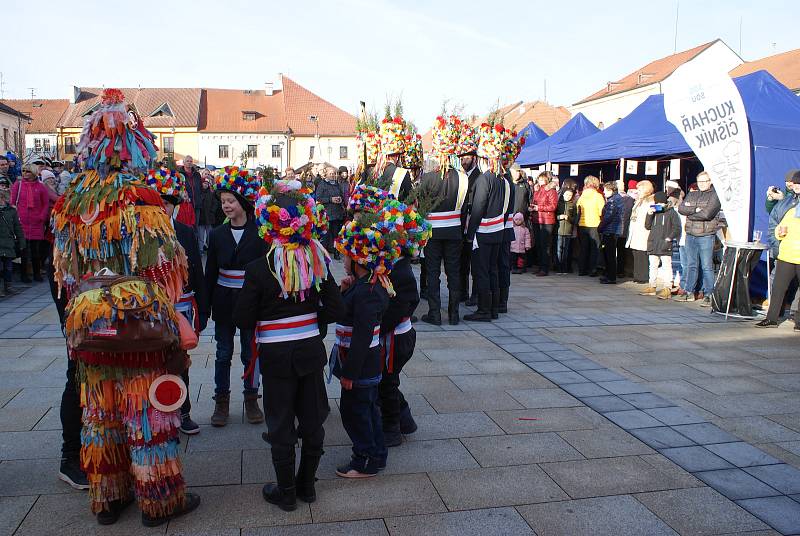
top-left (639, 286), bottom-right (657, 296)
top-left (211, 394), bottom-right (229, 427)
top-left (656, 288), bottom-right (672, 300)
top-left (244, 394), bottom-right (264, 424)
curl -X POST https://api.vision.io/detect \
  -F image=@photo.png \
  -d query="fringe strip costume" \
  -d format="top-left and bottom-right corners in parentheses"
top-left (55, 88), bottom-right (191, 519)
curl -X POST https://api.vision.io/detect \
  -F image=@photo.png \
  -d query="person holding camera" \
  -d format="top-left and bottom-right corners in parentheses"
top-left (641, 191), bottom-right (681, 299)
top-left (315, 166), bottom-right (349, 259)
top-left (757, 177), bottom-right (800, 330)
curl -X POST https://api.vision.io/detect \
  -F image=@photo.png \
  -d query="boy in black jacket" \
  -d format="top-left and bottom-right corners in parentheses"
top-left (146, 168), bottom-right (210, 435)
top-left (643, 191), bottom-right (681, 299)
top-left (205, 167), bottom-right (266, 427)
top-left (330, 215), bottom-right (397, 478)
top-left (234, 179), bottom-right (344, 511)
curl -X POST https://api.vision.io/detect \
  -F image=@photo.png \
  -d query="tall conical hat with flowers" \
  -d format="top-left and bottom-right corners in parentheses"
top-left (456, 124), bottom-right (478, 156)
top-left (431, 115), bottom-right (462, 175)
top-left (254, 179), bottom-right (330, 299)
top-left (477, 122), bottom-right (516, 174)
top-left (213, 166), bottom-right (261, 208)
top-left (52, 88), bottom-right (188, 301)
top-left (375, 114), bottom-right (408, 179)
top-left (402, 132), bottom-right (423, 170)
top-left (146, 167), bottom-right (187, 205)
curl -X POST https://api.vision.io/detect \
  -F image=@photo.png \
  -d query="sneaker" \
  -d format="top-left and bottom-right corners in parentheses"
top-left (336, 458), bottom-right (378, 479)
top-left (794, 324), bottom-right (800, 332)
top-left (684, 292), bottom-right (698, 303)
top-left (179, 415), bottom-right (200, 435)
top-left (755, 319), bottom-right (779, 328)
top-left (671, 290), bottom-right (689, 301)
top-left (656, 288), bottom-right (672, 300)
top-left (700, 296), bottom-right (712, 307)
top-left (59, 458), bottom-right (90, 490)
top-left (639, 286), bottom-right (657, 296)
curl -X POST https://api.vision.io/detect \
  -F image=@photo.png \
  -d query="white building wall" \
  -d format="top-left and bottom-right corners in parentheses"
top-left (0, 111), bottom-right (25, 154)
top-left (569, 40), bottom-right (743, 129)
top-left (198, 133), bottom-right (289, 171)
top-left (289, 136), bottom-right (358, 171)
top-left (25, 133), bottom-right (59, 157)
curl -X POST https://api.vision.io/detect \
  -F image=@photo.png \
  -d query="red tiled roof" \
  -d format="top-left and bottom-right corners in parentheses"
top-left (59, 88), bottom-right (202, 128)
top-left (497, 101), bottom-right (571, 135)
top-left (575, 40), bottom-right (718, 105)
top-left (731, 48), bottom-right (800, 92)
top-left (0, 101), bottom-right (30, 121)
top-left (281, 75), bottom-right (356, 136)
top-left (1, 99), bottom-right (66, 133)
top-left (200, 88), bottom-right (287, 132)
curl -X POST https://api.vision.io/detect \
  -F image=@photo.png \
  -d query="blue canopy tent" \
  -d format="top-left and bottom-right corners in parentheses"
top-left (548, 70), bottom-right (800, 298)
top-left (517, 112), bottom-right (599, 166)
top-left (516, 121), bottom-right (549, 145)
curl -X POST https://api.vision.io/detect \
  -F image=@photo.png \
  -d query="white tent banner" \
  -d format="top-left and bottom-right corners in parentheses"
top-left (662, 47), bottom-right (751, 242)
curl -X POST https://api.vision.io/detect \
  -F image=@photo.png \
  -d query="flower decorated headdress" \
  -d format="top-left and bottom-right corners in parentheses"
top-left (213, 165), bottom-right (261, 207)
top-left (347, 184), bottom-right (392, 215)
top-left (146, 167), bottom-right (187, 204)
top-left (477, 123), bottom-right (515, 174)
top-left (502, 133), bottom-right (526, 169)
top-left (358, 131), bottom-right (380, 167)
top-left (254, 179), bottom-right (330, 299)
top-left (379, 115), bottom-right (407, 156)
top-left (431, 115), bottom-right (462, 175)
top-left (402, 133), bottom-right (423, 170)
top-left (335, 216), bottom-right (401, 296)
top-left (375, 199), bottom-right (432, 259)
top-left (456, 124), bottom-right (478, 156)
top-left (77, 88), bottom-right (158, 176)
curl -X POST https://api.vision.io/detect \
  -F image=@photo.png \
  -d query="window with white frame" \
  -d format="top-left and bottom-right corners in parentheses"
top-left (219, 145), bottom-right (229, 158)
top-left (339, 146), bottom-right (348, 159)
top-left (247, 145), bottom-right (258, 158)
top-left (272, 145), bottom-right (281, 158)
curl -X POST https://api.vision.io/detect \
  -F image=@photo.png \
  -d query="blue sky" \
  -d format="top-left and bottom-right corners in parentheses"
top-left (3, 0), bottom-right (798, 128)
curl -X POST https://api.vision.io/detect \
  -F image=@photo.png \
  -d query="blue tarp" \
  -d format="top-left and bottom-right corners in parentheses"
top-left (549, 70), bottom-right (800, 297)
top-left (517, 113), bottom-right (599, 166)
top-left (516, 121), bottom-right (549, 145)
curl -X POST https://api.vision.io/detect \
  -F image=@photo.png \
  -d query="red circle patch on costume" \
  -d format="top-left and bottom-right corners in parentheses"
top-left (148, 374), bottom-right (187, 412)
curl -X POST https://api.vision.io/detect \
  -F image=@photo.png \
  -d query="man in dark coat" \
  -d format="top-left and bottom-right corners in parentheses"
top-left (497, 171), bottom-right (515, 313)
top-left (315, 167), bottom-right (349, 258)
top-left (458, 143), bottom-right (481, 306)
top-left (181, 156), bottom-right (203, 226)
top-left (418, 166), bottom-right (469, 325)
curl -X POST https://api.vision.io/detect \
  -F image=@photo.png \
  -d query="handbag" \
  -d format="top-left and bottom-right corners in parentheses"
top-left (68, 274), bottom-right (179, 352)
top-left (177, 312), bottom-right (198, 350)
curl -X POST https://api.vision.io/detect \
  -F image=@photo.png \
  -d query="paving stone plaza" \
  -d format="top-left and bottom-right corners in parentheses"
top-left (1, 266), bottom-right (800, 535)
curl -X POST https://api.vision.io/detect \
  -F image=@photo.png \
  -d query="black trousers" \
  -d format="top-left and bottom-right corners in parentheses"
top-left (767, 260), bottom-right (800, 323)
top-left (616, 237), bottom-right (628, 275)
top-left (536, 224), bottom-right (554, 274)
top-left (262, 367), bottom-right (329, 451)
top-left (556, 235), bottom-right (573, 273)
top-left (378, 331), bottom-right (414, 431)
top-left (21, 239), bottom-right (48, 279)
top-left (459, 240), bottom-right (472, 297)
top-left (471, 241), bottom-right (500, 292)
top-left (424, 238), bottom-right (461, 310)
top-left (323, 219), bottom-right (344, 256)
top-left (61, 349), bottom-right (82, 460)
top-left (578, 226), bottom-right (600, 275)
top-left (632, 249), bottom-right (649, 283)
top-left (498, 241), bottom-right (511, 290)
top-left (529, 221), bottom-right (540, 267)
top-left (601, 233), bottom-right (619, 282)
top-left (419, 257), bottom-right (427, 292)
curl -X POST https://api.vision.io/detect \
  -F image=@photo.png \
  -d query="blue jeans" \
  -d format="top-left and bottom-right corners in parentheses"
top-left (684, 234), bottom-right (715, 294)
top-left (214, 322), bottom-right (258, 396)
top-left (1, 257), bottom-right (12, 284)
top-left (677, 245), bottom-right (686, 290)
top-left (339, 385), bottom-right (387, 465)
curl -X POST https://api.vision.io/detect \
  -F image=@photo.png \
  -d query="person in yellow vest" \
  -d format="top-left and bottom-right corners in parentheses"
top-left (576, 175), bottom-right (606, 276)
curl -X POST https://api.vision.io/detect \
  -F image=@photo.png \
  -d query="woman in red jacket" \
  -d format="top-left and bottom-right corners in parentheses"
top-left (10, 166), bottom-right (50, 282)
top-left (532, 172), bottom-right (558, 276)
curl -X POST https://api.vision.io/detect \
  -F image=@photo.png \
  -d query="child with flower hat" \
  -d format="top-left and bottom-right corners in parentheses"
top-left (330, 207), bottom-right (400, 478)
top-left (145, 167), bottom-right (209, 435)
top-left (233, 178), bottom-right (344, 511)
top-left (205, 166), bottom-right (267, 427)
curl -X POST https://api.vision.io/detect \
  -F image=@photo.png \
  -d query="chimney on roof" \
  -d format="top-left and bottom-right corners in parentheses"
top-left (71, 86), bottom-right (81, 104)
top-left (265, 82), bottom-right (274, 96)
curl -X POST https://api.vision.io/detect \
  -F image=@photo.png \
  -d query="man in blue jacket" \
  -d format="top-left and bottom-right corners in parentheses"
top-left (598, 181), bottom-right (624, 284)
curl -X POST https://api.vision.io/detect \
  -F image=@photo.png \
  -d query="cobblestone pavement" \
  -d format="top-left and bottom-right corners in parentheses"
top-left (1, 266), bottom-right (799, 535)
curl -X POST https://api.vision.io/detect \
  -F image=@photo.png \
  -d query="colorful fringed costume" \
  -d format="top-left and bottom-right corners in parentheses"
top-left (54, 88), bottom-right (193, 522)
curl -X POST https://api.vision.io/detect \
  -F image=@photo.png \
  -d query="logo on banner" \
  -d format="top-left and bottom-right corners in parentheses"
top-left (663, 48), bottom-right (751, 242)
